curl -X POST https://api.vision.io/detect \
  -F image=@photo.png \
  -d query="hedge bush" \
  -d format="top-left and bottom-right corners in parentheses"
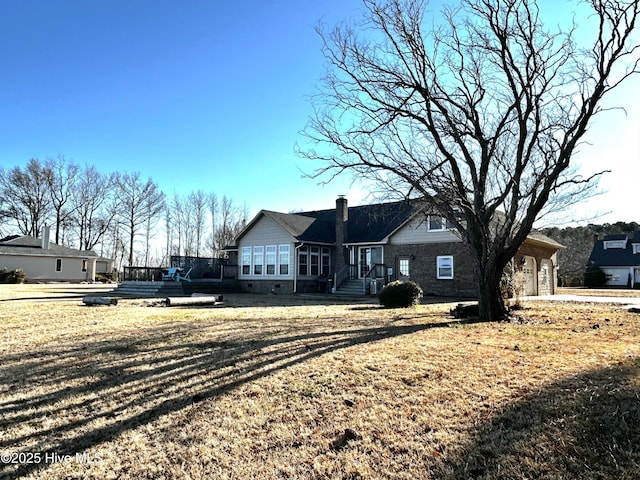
top-left (0, 268), bottom-right (27, 284)
top-left (378, 280), bottom-right (423, 308)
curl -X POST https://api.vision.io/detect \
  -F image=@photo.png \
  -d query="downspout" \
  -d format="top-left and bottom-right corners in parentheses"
top-left (91, 258), bottom-right (97, 282)
top-left (294, 242), bottom-right (304, 293)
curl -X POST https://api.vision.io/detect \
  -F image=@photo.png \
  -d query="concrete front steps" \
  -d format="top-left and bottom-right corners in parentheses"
top-left (110, 280), bottom-right (241, 298)
top-left (334, 278), bottom-right (366, 296)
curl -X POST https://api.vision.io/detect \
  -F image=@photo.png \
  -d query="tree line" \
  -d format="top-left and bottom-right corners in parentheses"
top-left (543, 222), bottom-right (640, 287)
top-left (0, 157), bottom-right (247, 270)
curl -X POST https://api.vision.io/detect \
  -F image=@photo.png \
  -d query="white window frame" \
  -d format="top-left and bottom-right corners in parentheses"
top-left (399, 258), bottom-right (410, 277)
top-left (604, 239), bottom-right (627, 249)
top-left (298, 246), bottom-right (308, 276)
top-left (253, 246), bottom-right (264, 275)
top-left (241, 247), bottom-right (251, 275)
top-left (437, 255), bottom-right (454, 280)
top-left (427, 215), bottom-right (456, 232)
top-left (81, 259), bottom-right (88, 272)
top-left (55, 258), bottom-right (63, 272)
top-left (279, 245), bottom-right (290, 275)
top-left (427, 215), bottom-right (446, 231)
top-left (265, 245), bottom-right (277, 275)
top-left (310, 246), bottom-right (320, 276)
top-left (321, 247), bottom-right (331, 276)
top-left (633, 244), bottom-right (640, 254)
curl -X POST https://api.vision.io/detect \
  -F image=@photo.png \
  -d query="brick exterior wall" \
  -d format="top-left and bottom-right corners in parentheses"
top-left (239, 278), bottom-right (331, 295)
top-left (386, 242), bottom-right (477, 297)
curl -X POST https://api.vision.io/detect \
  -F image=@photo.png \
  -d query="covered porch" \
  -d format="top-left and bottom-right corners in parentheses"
top-left (334, 245), bottom-right (392, 295)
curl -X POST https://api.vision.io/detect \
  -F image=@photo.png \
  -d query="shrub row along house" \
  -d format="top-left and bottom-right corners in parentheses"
top-left (0, 226), bottom-right (112, 283)
top-left (586, 231), bottom-right (640, 288)
top-left (232, 197), bottom-right (563, 297)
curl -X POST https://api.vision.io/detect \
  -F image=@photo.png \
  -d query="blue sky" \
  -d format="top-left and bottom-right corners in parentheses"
top-left (0, 0), bottom-right (638, 224)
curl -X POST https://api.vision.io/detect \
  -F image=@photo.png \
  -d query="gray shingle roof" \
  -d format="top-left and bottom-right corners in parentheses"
top-left (0, 235), bottom-right (98, 258)
top-left (587, 231), bottom-right (640, 268)
top-left (241, 200), bottom-right (562, 252)
top-left (247, 200), bottom-right (420, 245)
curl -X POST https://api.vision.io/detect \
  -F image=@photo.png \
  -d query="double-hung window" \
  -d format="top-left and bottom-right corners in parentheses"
top-left (279, 245), bottom-right (290, 275)
top-left (253, 246), bottom-right (264, 275)
top-left (241, 247), bottom-right (252, 275)
top-left (298, 246), bottom-right (308, 276)
top-left (266, 246), bottom-right (277, 275)
top-left (437, 256), bottom-right (454, 279)
top-left (321, 248), bottom-right (331, 276)
top-left (310, 247), bottom-right (320, 276)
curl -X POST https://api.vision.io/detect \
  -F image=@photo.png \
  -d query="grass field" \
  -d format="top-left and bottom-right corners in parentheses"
top-left (1, 284), bottom-right (639, 479)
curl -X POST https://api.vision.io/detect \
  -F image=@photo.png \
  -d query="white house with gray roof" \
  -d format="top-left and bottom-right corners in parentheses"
top-left (0, 227), bottom-right (110, 282)
top-left (586, 231), bottom-right (640, 288)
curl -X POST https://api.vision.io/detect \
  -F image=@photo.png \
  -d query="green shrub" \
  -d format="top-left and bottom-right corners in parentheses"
top-left (0, 268), bottom-right (26, 284)
top-left (378, 280), bottom-right (423, 308)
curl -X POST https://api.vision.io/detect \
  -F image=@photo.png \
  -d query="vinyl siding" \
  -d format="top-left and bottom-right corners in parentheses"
top-left (389, 217), bottom-right (462, 245)
top-left (0, 254), bottom-right (96, 282)
top-left (239, 216), bottom-right (296, 246)
top-left (238, 215), bottom-right (296, 280)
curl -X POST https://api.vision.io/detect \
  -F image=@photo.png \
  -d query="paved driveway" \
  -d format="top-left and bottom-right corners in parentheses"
top-left (524, 294), bottom-right (640, 306)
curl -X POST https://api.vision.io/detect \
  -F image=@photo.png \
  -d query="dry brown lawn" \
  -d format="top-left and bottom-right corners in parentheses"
top-left (0, 284), bottom-right (639, 479)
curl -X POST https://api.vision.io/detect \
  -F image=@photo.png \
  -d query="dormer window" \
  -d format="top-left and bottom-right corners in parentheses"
top-left (633, 244), bottom-right (640, 254)
top-left (603, 239), bottom-right (627, 249)
top-left (427, 215), bottom-right (456, 232)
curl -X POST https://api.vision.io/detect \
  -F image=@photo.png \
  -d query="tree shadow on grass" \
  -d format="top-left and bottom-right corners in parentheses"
top-left (0, 285), bottom-right (115, 303)
top-left (0, 316), bottom-right (464, 478)
top-left (447, 358), bottom-right (640, 480)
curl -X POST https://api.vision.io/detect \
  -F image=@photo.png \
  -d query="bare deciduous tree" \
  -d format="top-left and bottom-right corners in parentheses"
top-left (73, 166), bottom-right (117, 251)
top-left (188, 190), bottom-right (207, 258)
top-left (169, 192), bottom-right (186, 256)
top-left (113, 172), bottom-right (166, 266)
top-left (0, 159), bottom-right (53, 236)
top-left (215, 195), bottom-right (247, 255)
top-left (45, 156), bottom-right (80, 245)
top-left (208, 192), bottom-right (218, 258)
top-left (302, 0), bottom-right (640, 320)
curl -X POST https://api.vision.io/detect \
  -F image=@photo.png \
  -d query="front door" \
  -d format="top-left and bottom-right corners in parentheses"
top-left (522, 256), bottom-right (537, 296)
top-left (397, 256), bottom-right (411, 281)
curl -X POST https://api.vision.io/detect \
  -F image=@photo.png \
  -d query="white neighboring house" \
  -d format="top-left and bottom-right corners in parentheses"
top-left (0, 227), bottom-right (110, 282)
top-left (586, 231), bottom-right (640, 288)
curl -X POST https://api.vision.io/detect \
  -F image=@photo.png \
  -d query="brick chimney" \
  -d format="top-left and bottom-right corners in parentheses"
top-left (335, 196), bottom-right (348, 274)
top-left (41, 225), bottom-right (50, 250)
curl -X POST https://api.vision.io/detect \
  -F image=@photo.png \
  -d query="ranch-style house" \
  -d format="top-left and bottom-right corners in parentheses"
top-left (232, 197), bottom-right (563, 297)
